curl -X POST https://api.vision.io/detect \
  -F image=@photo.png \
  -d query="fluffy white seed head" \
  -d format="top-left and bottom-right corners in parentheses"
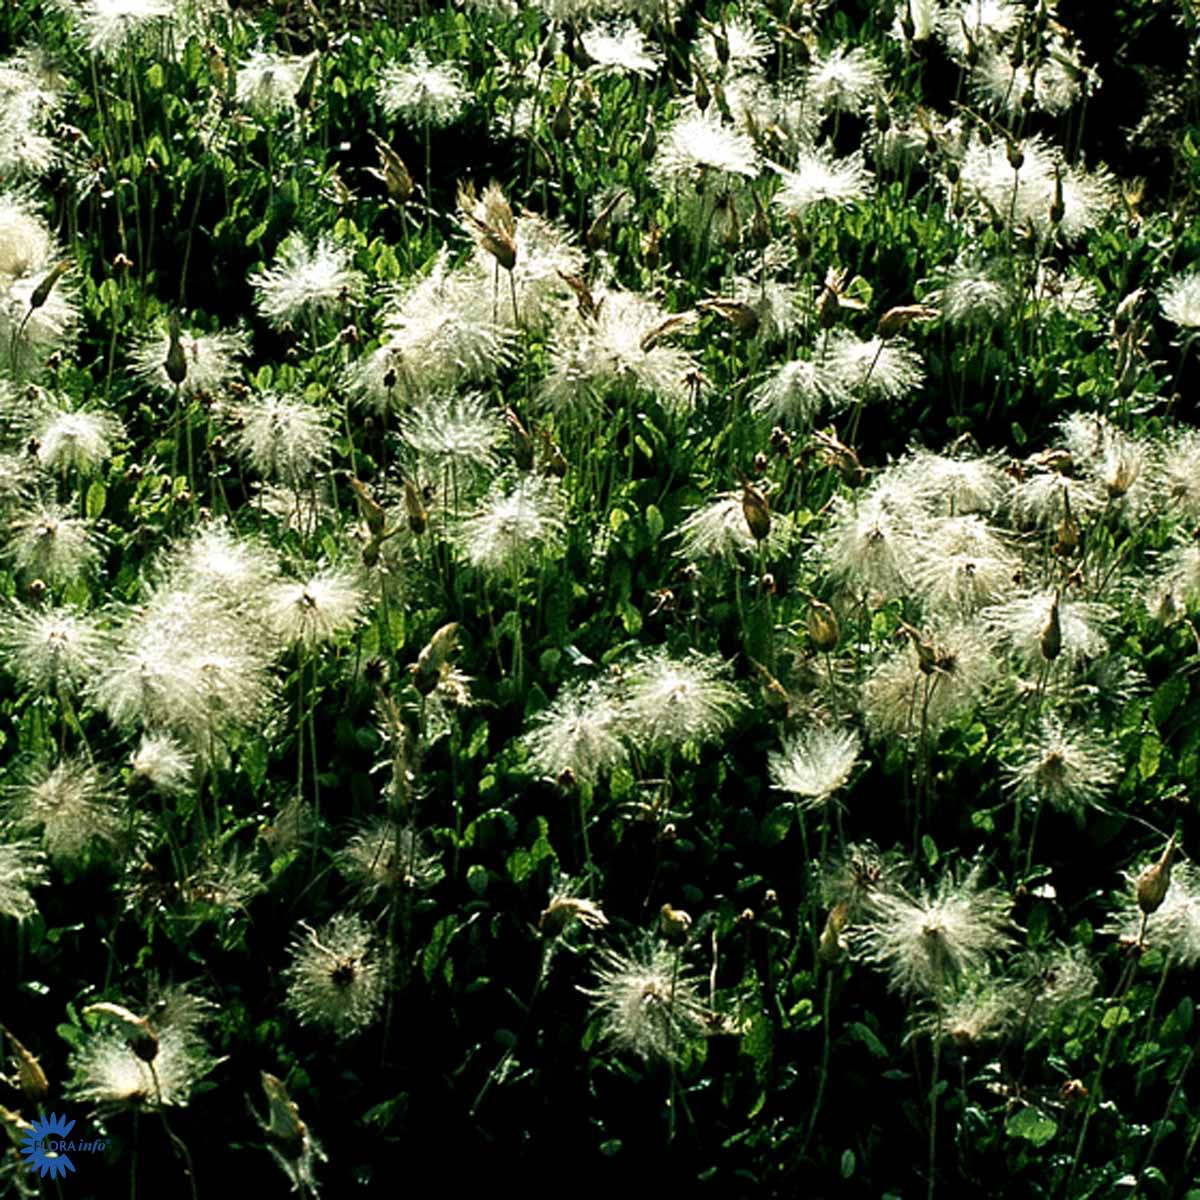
top-left (283, 914), bottom-right (387, 1039)
top-left (769, 725), bottom-right (861, 807)
top-left (580, 940), bottom-right (709, 1065)
top-left (1003, 715), bottom-right (1121, 814)
top-left (618, 648), bottom-right (745, 751)
top-left (520, 679), bottom-right (629, 786)
top-left (250, 234), bottom-right (363, 331)
top-left (852, 865), bottom-right (1015, 996)
top-left (9, 757), bottom-right (120, 863)
top-left (0, 602), bottom-right (109, 694)
top-left (0, 839), bottom-right (47, 922)
top-left (130, 324), bottom-right (248, 399)
top-left (455, 474), bottom-right (566, 577)
top-left (264, 569), bottom-right (365, 648)
top-left (377, 51), bottom-right (469, 127)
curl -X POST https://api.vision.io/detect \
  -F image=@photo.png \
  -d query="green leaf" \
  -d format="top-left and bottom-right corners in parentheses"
top-left (1101, 1005), bottom-right (1131, 1029)
top-left (85, 481), bottom-right (106, 519)
top-left (841, 1150), bottom-right (856, 1179)
top-left (1152, 676), bottom-right (1187, 726)
top-left (56, 1023), bottom-right (83, 1049)
top-left (422, 916), bottom-right (455, 982)
top-left (617, 597), bottom-right (642, 634)
top-left (1139, 733), bottom-right (1162, 781)
top-left (760, 804), bottom-right (793, 847)
top-left (466, 864), bottom-right (488, 897)
top-left (1005, 1107), bottom-right (1057, 1147)
top-left (645, 504), bottom-right (664, 542)
top-left (848, 1021), bottom-right (888, 1059)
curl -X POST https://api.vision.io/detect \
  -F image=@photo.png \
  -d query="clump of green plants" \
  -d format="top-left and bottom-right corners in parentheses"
top-left (2, 0), bottom-right (1200, 1195)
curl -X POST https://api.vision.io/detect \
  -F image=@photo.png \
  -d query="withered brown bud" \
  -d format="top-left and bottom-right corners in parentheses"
top-left (818, 900), bottom-right (850, 965)
top-left (1039, 594), bottom-right (1062, 662)
top-left (1136, 836), bottom-right (1177, 916)
top-left (806, 596), bottom-right (840, 653)
top-left (741, 482), bottom-right (771, 541)
top-left (659, 903), bottom-right (693, 946)
top-left (403, 478), bottom-right (428, 535)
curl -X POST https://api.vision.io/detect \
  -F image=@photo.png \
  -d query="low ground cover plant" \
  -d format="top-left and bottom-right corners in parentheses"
top-left (2, 0), bottom-right (1200, 1195)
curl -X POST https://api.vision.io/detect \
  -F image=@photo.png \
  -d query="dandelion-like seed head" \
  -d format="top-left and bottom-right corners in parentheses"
top-left (4, 502), bottom-right (101, 584)
top-left (455, 474), bottom-right (566, 577)
top-left (981, 589), bottom-right (1113, 670)
top-left (539, 287), bottom-right (700, 416)
top-left (771, 146), bottom-right (872, 215)
top-left (0, 602), bottom-right (108, 698)
top-left (821, 488), bottom-right (924, 602)
top-left (805, 45), bottom-right (883, 116)
top-left (250, 234), bottom-right (363, 331)
top-left (752, 354), bottom-right (850, 428)
top-left (580, 940), bottom-right (709, 1065)
top-left (67, 984), bottom-right (216, 1109)
top-left (129, 734), bottom-right (195, 797)
top-left (827, 331), bottom-right (925, 404)
top-left (0, 191), bottom-right (54, 281)
top-left (853, 865), bottom-right (1015, 996)
top-left (235, 49), bottom-right (311, 119)
top-left (1107, 860), bottom-right (1200, 968)
top-left (769, 725), bottom-right (861, 807)
top-left (1003, 715), bottom-right (1121, 813)
top-left (349, 251), bottom-right (517, 410)
top-left (130, 324), bottom-right (247, 399)
top-left (652, 107), bottom-right (759, 188)
top-left (581, 21), bottom-right (662, 77)
top-left (520, 678), bottom-right (629, 786)
top-left (619, 648), bottom-right (745, 751)
top-left (264, 569), bottom-right (365, 649)
top-left (861, 619), bottom-right (997, 740)
top-left (377, 50), bottom-right (469, 128)
top-left (399, 392), bottom-right (505, 478)
top-left (909, 514), bottom-right (1018, 615)
top-left (228, 390), bottom-right (332, 486)
top-left (68, 0), bottom-right (177, 60)
top-left (1161, 269), bottom-right (1200, 330)
top-left (283, 914), bottom-right (386, 1039)
top-left (9, 757), bottom-right (120, 863)
top-left (35, 406), bottom-right (121, 474)
top-left (338, 821), bottom-right (442, 899)
top-left (927, 260), bottom-right (1012, 327)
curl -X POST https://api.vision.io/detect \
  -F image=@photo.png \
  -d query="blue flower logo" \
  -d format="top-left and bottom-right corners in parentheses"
top-left (20, 1112), bottom-right (77, 1179)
